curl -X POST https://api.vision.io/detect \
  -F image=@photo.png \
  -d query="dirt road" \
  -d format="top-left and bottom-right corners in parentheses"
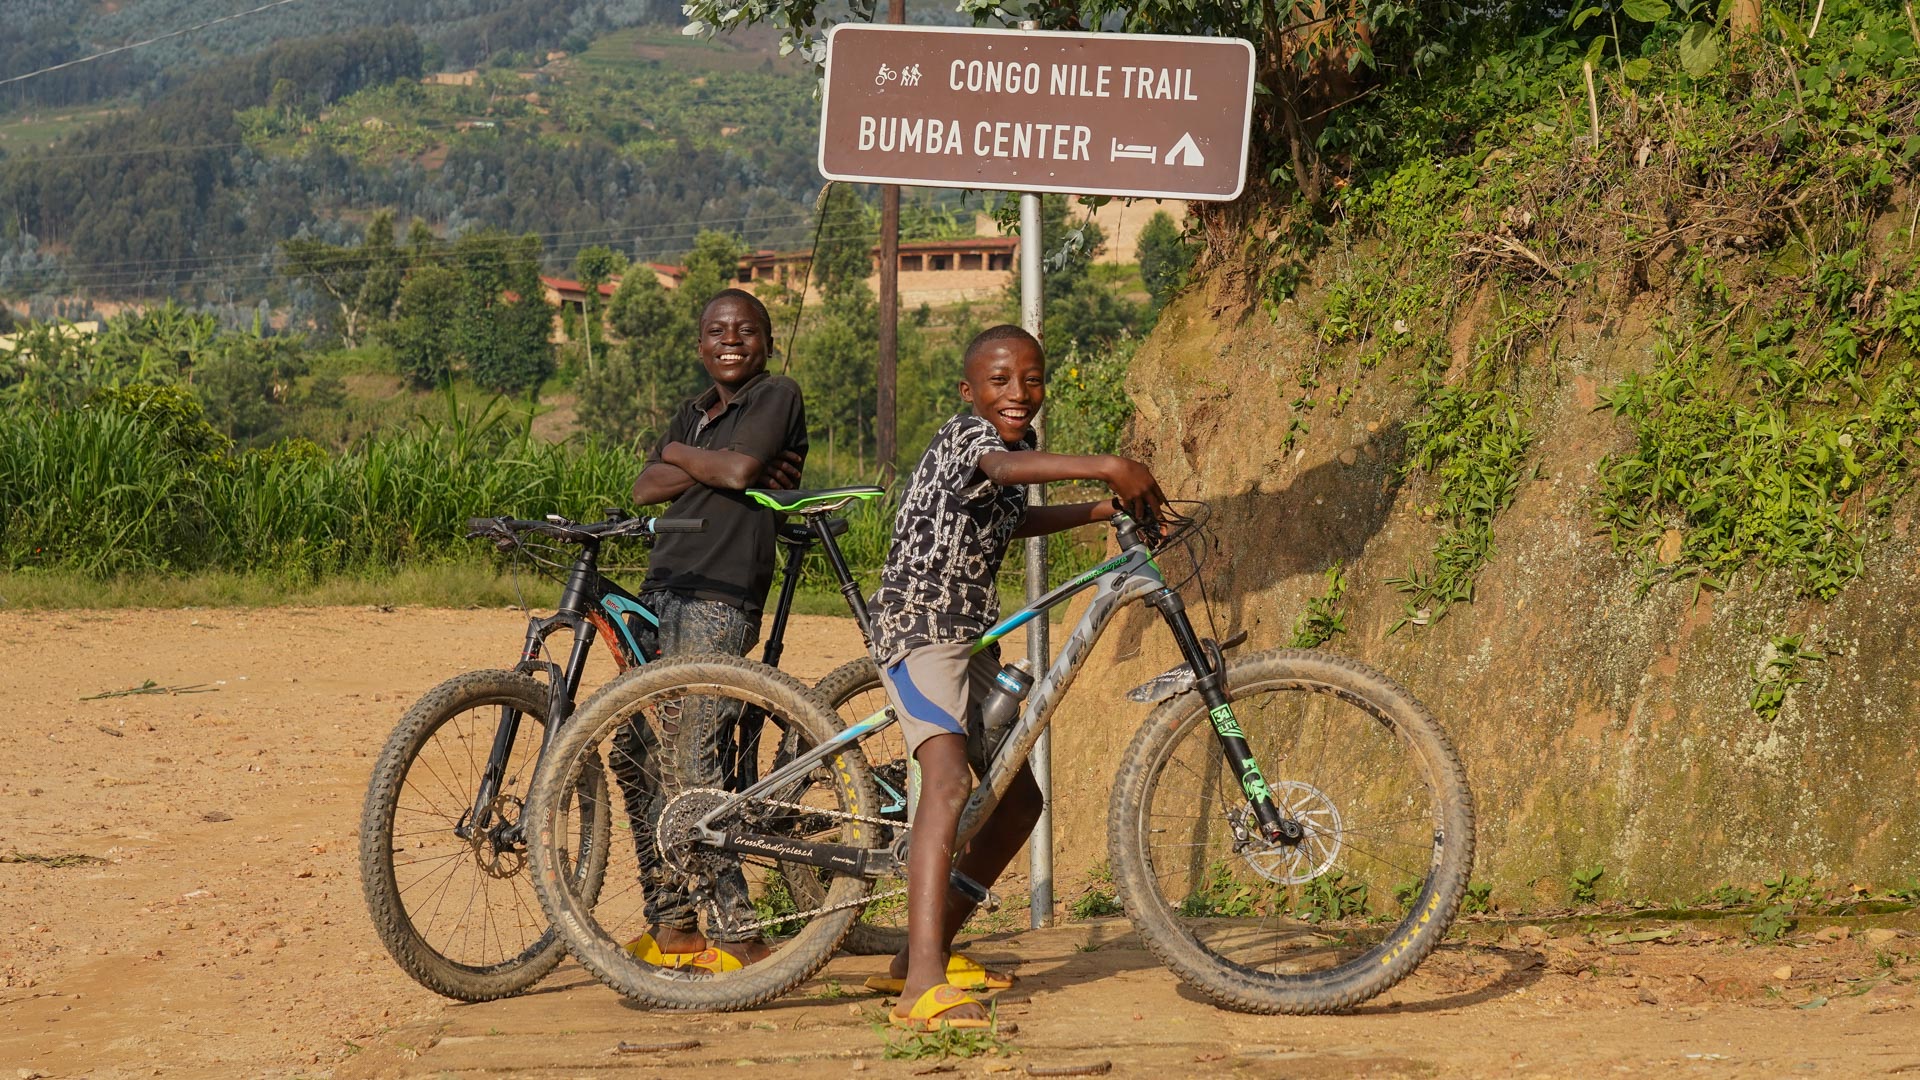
top-left (1, 608), bottom-right (1915, 1078)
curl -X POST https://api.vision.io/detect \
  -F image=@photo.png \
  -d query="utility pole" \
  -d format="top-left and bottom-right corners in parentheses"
top-left (874, 0), bottom-right (905, 476)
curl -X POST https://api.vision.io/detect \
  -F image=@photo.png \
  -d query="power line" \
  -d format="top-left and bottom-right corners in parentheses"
top-left (0, 0), bottom-right (316, 89)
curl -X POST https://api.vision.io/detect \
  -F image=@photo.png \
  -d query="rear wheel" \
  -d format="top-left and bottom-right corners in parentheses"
top-left (527, 654), bottom-right (881, 1010)
top-left (1109, 649), bottom-right (1474, 1014)
top-left (358, 670), bottom-right (609, 1001)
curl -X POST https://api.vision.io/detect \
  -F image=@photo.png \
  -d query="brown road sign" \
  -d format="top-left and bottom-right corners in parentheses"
top-left (819, 24), bottom-right (1255, 201)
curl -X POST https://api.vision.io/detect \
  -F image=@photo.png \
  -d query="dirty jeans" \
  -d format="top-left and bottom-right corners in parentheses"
top-left (609, 591), bottom-right (761, 942)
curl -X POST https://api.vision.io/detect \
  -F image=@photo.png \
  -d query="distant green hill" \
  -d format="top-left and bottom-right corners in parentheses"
top-left (0, 23), bottom-right (830, 313)
top-left (1, 0), bottom-right (678, 112)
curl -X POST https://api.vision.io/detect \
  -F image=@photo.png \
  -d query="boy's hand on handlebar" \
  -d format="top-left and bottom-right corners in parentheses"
top-left (1103, 455), bottom-right (1167, 523)
top-left (757, 449), bottom-right (805, 490)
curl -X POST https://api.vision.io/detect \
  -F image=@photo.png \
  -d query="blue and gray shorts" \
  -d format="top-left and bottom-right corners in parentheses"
top-left (876, 642), bottom-right (1001, 760)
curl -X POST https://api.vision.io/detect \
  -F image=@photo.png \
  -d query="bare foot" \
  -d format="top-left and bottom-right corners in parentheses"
top-left (886, 947), bottom-right (1013, 988)
top-left (709, 938), bottom-right (772, 966)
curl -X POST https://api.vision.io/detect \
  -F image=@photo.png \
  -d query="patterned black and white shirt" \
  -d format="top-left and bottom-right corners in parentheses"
top-left (870, 413), bottom-right (1034, 663)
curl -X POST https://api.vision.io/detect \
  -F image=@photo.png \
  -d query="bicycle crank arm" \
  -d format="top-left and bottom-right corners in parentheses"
top-left (713, 832), bottom-right (895, 878)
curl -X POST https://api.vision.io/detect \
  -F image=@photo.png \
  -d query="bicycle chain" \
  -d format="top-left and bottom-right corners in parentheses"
top-left (693, 792), bottom-right (909, 935)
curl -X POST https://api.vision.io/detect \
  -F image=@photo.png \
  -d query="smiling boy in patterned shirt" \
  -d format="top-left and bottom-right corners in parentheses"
top-left (867, 324), bottom-right (1166, 1030)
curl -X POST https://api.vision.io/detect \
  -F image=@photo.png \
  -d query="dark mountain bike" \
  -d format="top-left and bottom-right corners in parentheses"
top-left (357, 486), bottom-right (903, 1002)
top-left (523, 504), bottom-right (1475, 1015)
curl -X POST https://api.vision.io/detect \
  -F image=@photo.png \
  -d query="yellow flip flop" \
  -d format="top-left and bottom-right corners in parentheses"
top-left (624, 933), bottom-right (701, 967)
top-left (864, 953), bottom-right (1015, 994)
top-left (889, 983), bottom-right (991, 1031)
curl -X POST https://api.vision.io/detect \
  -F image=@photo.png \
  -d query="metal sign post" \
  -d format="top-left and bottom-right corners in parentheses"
top-left (818, 22), bottom-right (1254, 930)
top-left (1017, 171), bottom-right (1052, 928)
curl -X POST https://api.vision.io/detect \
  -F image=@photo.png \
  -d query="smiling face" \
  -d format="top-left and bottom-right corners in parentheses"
top-left (959, 336), bottom-right (1045, 443)
top-left (697, 294), bottom-right (770, 393)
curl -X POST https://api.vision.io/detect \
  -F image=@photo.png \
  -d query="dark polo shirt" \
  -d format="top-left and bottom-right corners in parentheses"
top-left (641, 370), bottom-right (808, 615)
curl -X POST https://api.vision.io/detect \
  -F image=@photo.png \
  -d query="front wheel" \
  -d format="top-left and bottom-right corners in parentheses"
top-left (1108, 649), bottom-right (1474, 1014)
top-left (358, 669), bottom-right (610, 1001)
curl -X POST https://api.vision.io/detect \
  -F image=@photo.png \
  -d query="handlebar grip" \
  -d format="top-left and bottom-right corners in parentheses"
top-left (648, 517), bottom-right (707, 534)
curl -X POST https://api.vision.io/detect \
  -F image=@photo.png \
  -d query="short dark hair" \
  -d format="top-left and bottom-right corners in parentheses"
top-left (702, 288), bottom-right (773, 338)
top-left (963, 324), bottom-right (1040, 363)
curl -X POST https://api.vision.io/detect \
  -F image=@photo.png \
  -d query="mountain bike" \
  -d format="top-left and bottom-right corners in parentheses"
top-left (357, 486), bottom-right (906, 1003)
top-left (522, 503), bottom-right (1476, 1014)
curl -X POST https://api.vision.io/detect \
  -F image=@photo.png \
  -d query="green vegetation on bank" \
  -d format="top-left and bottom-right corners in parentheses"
top-left (1249, 5), bottom-right (1920, 628)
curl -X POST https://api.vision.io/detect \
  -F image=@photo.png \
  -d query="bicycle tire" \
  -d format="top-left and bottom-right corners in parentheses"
top-left (1108, 649), bottom-right (1474, 1014)
top-left (805, 657), bottom-right (909, 957)
top-left (527, 653), bottom-right (881, 1010)
top-left (358, 669), bottom-right (611, 1001)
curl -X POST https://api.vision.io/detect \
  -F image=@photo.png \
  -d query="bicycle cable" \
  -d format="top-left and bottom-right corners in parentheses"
top-left (781, 181), bottom-right (836, 375)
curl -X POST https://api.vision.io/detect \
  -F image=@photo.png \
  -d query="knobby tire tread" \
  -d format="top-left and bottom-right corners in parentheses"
top-left (359, 669), bottom-right (565, 1002)
top-left (1108, 648), bottom-right (1475, 1015)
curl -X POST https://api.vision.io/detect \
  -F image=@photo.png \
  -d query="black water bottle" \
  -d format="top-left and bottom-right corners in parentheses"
top-left (968, 661), bottom-right (1035, 773)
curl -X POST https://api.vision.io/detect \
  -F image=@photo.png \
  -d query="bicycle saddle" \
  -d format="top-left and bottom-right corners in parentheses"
top-left (747, 486), bottom-right (885, 515)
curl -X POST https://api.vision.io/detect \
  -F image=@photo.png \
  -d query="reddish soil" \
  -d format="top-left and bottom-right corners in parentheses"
top-left (0, 608), bottom-right (1915, 1078)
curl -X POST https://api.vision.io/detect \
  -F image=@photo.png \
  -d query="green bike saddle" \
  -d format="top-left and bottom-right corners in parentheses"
top-left (746, 486), bottom-right (886, 514)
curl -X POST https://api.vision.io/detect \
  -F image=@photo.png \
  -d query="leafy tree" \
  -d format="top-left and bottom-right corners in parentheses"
top-left (1010, 195), bottom-right (1140, 353)
top-left (896, 302), bottom-right (977, 462)
top-left (381, 264), bottom-right (462, 388)
top-left (450, 229), bottom-right (553, 396)
top-left (790, 194), bottom-right (879, 470)
top-left (280, 210), bottom-right (406, 348)
top-left (1136, 211), bottom-right (1197, 313)
top-left (794, 286), bottom-right (878, 470)
top-left (812, 185), bottom-right (874, 297)
top-left (679, 231), bottom-right (752, 312)
top-left (580, 268), bottom-right (685, 445)
top-left (192, 333), bottom-right (311, 444)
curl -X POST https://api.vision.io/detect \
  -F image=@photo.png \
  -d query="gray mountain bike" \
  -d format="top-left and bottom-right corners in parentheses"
top-left (522, 504), bottom-right (1475, 1014)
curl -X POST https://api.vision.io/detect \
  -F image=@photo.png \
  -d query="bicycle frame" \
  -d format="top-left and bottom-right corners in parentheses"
top-left (461, 512), bottom-right (874, 848)
top-left (699, 517), bottom-right (1298, 877)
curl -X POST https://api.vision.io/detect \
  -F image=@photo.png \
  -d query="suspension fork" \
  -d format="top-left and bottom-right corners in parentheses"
top-left (1147, 588), bottom-right (1302, 845)
top-left (463, 551), bottom-right (602, 843)
top-left (459, 618), bottom-right (543, 841)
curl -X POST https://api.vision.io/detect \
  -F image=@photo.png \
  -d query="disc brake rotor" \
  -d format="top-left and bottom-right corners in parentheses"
top-left (1242, 780), bottom-right (1343, 886)
top-left (474, 793), bottom-right (528, 879)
